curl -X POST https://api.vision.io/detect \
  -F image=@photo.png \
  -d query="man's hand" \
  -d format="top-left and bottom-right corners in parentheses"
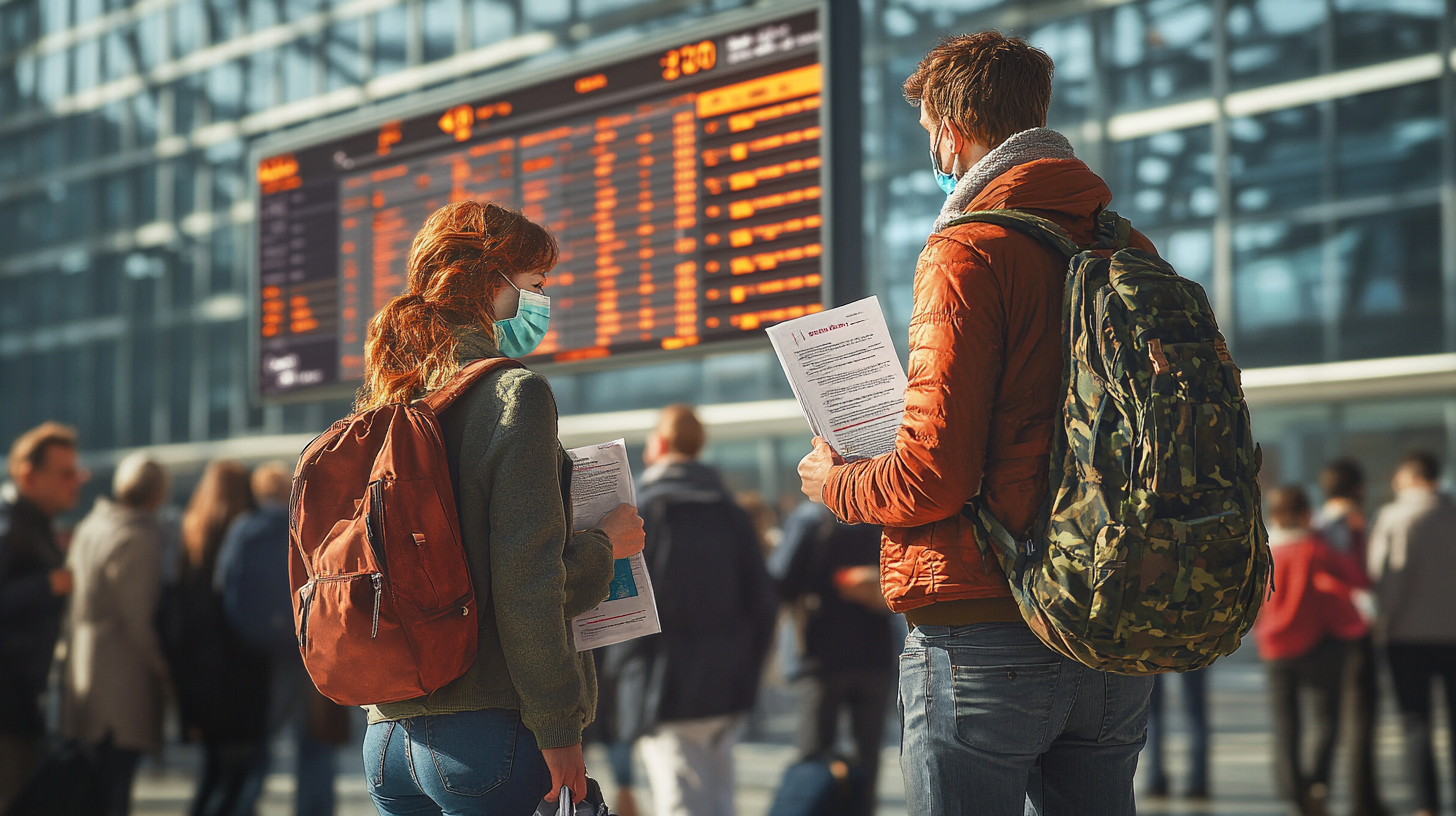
top-left (797, 437), bottom-right (842, 504)
top-left (49, 568), bottom-right (73, 596)
top-left (541, 743), bottom-right (588, 804)
top-left (599, 503), bottom-right (645, 560)
top-left (834, 565), bottom-right (890, 613)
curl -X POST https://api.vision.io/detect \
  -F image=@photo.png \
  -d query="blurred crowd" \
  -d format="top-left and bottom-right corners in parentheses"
top-left (1, 413), bottom-right (1453, 816)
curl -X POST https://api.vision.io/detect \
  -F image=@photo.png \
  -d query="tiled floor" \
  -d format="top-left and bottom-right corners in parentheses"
top-left (129, 643), bottom-right (1452, 816)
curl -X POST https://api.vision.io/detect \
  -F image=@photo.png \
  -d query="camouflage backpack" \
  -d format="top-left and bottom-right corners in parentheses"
top-left (946, 208), bottom-right (1272, 675)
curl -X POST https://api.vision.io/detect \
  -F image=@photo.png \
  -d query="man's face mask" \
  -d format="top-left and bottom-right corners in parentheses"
top-left (495, 272), bottom-right (551, 358)
top-left (929, 121), bottom-right (959, 196)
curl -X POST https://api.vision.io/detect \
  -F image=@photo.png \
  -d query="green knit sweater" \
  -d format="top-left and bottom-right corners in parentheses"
top-left (363, 331), bottom-right (614, 749)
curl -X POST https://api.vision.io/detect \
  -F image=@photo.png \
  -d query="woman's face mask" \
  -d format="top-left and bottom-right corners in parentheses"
top-left (494, 272), bottom-right (551, 358)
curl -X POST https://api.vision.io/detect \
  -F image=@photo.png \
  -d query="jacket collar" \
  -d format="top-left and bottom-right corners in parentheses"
top-left (455, 326), bottom-right (503, 362)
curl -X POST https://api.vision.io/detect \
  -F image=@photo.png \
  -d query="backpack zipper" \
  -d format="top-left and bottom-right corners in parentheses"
top-left (366, 480), bottom-right (387, 576)
top-left (371, 572), bottom-right (383, 639)
top-left (296, 580), bottom-right (316, 649)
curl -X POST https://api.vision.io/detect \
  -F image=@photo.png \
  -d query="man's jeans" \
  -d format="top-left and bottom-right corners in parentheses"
top-left (899, 622), bottom-right (1153, 816)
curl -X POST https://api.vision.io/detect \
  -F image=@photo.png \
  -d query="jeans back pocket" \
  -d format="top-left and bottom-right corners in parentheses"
top-left (951, 661), bottom-right (1061, 755)
top-left (422, 710), bottom-right (518, 796)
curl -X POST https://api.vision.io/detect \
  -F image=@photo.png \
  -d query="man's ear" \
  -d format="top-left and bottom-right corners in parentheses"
top-left (12, 461), bottom-right (34, 491)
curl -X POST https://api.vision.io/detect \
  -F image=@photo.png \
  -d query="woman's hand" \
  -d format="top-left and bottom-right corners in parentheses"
top-left (541, 742), bottom-right (588, 804)
top-left (600, 503), bottom-right (645, 559)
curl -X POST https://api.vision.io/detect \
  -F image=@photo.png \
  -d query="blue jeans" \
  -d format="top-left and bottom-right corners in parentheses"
top-left (364, 708), bottom-right (551, 816)
top-left (898, 622), bottom-right (1153, 816)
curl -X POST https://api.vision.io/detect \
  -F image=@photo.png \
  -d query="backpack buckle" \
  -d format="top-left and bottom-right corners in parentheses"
top-left (1147, 338), bottom-right (1171, 375)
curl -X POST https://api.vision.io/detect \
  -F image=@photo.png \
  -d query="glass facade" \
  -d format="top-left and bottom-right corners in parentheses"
top-left (1, 0), bottom-right (1453, 500)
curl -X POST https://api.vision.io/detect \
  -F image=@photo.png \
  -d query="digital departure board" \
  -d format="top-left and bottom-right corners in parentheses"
top-left (254, 4), bottom-right (855, 398)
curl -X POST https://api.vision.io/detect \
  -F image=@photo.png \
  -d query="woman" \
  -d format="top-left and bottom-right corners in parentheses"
top-left (357, 200), bottom-right (644, 815)
top-left (1257, 485), bottom-right (1370, 816)
top-left (159, 460), bottom-right (271, 816)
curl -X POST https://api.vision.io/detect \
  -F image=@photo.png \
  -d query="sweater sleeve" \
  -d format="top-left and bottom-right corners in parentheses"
top-left (824, 233), bottom-right (1005, 527)
top-left (561, 529), bottom-right (613, 619)
top-left (481, 372), bottom-right (600, 749)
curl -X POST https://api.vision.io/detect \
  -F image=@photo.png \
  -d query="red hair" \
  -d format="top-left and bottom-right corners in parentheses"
top-left (357, 201), bottom-right (558, 410)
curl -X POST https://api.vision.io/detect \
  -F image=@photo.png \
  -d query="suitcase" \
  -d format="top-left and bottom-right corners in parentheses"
top-left (4, 740), bottom-right (104, 816)
top-left (766, 757), bottom-right (870, 816)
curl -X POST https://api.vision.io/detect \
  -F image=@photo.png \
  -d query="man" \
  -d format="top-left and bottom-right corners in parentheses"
top-left (603, 405), bottom-right (776, 816)
top-left (0, 422), bottom-right (86, 809)
top-left (798, 32), bottom-right (1156, 815)
top-left (769, 501), bottom-right (895, 813)
top-left (215, 461), bottom-right (342, 816)
top-left (61, 453), bottom-right (171, 816)
top-left (1367, 451), bottom-right (1456, 816)
top-left (1315, 458), bottom-right (1386, 816)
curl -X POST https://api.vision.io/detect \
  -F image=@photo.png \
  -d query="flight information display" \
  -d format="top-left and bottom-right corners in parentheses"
top-left (255, 8), bottom-right (832, 397)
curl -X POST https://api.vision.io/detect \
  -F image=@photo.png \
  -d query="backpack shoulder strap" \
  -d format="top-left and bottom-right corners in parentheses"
top-left (421, 358), bottom-right (524, 413)
top-left (944, 208), bottom-right (1134, 258)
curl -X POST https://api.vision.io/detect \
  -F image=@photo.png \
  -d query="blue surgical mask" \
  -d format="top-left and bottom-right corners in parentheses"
top-left (930, 124), bottom-right (959, 196)
top-left (495, 274), bottom-right (551, 358)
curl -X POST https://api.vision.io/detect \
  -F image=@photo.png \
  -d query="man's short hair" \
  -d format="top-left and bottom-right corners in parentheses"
top-left (114, 453), bottom-right (168, 509)
top-left (903, 31), bottom-right (1055, 150)
top-left (1267, 484), bottom-right (1312, 529)
top-left (8, 421), bottom-right (79, 481)
top-left (251, 461), bottom-right (292, 504)
top-left (656, 404), bottom-right (706, 459)
top-left (1397, 450), bottom-right (1441, 483)
top-left (1319, 457), bottom-right (1364, 500)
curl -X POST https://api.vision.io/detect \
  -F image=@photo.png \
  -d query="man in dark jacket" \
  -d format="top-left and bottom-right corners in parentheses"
top-left (0, 422), bottom-right (86, 810)
top-left (769, 502), bottom-right (895, 813)
top-left (604, 405), bottom-right (776, 816)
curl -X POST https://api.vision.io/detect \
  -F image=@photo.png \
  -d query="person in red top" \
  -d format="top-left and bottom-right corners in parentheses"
top-left (1258, 485), bottom-right (1370, 816)
top-left (797, 31), bottom-right (1156, 816)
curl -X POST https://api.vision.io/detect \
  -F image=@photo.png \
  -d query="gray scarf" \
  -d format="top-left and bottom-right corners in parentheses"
top-left (932, 127), bottom-right (1077, 233)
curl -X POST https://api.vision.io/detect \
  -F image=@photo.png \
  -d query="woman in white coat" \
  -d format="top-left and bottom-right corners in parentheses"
top-left (61, 453), bottom-right (171, 816)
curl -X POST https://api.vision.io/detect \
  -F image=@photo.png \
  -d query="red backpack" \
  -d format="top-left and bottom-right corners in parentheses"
top-left (289, 358), bottom-right (521, 705)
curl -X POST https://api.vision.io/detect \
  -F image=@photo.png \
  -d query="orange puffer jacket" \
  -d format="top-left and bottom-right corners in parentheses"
top-left (824, 158), bottom-right (1155, 614)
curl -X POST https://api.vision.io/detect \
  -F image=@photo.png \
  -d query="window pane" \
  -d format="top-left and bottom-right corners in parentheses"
top-left (1336, 81), bottom-right (1441, 200)
top-left (375, 7), bottom-right (408, 77)
top-left (471, 0), bottom-right (517, 48)
top-left (283, 41), bottom-right (317, 103)
top-left (1111, 125), bottom-right (1215, 229)
top-left (1143, 226), bottom-right (1213, 287)
top-left (1336, 206), bottom-right (1442, 360)
top-left (104, 29), bottom-right (133, 82)
top-left (1230, 104), bottom-right (1322, 214)
top-left (325, 21), bottom-right (361, 90)
top-left (208, 61), bottom-right (244, 121)
top-left (246, 49), bottom-right (278, 115)
top-left (73, 39), bottom-right (100, 94)
top-left (1334, 0), bottom-right (1442, 71)
top-left (1028, 16), bottom-right (1093, 128)
top-left (132, 92), bottom-right (159, 146)
top-left (424, 0), bottom-right (460, 63)
top-left (1100, 0), bottom-right (1213, 112)
top-left (1232, 220), bottom-right (1324, 366)
top-left (137, 12), bottom-right (166, 70)
top-left (173, 0), bottom-right (205, 56)
top-left (1225, 0), bottom-right (1324, 91)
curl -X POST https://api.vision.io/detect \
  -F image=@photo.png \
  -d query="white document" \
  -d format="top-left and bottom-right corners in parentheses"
top-left (765, 296), bottom-right (908, 461)
top-left (565, 439), bottom-right (661, 651)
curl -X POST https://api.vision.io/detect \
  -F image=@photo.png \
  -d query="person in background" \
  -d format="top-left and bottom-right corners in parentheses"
top-left (60, 453), bottom-right (171, 816)
top-left (160, 460), bottom-right (270, 816)
top-left (0, 422), bottom-right (85, 810)
top-left (1367, 451), bottom-right (1456, 816)
top-left (1314, 458), bottom-right (1386, 816)
top-left (1257, 485), bottom-right (1369, 816)
top-left (216, 461), bottom-right (343, 816)
top-left (604, 405), bottom-right (777, 816)
top-left (1142, 670), bottom-right (1209, 800)
top-left (769, 501), bottom-right (895, 813)
top-left (355, 201), bottom-right (640, 815)
top-left (735, 490), bottom-right (780, 558)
